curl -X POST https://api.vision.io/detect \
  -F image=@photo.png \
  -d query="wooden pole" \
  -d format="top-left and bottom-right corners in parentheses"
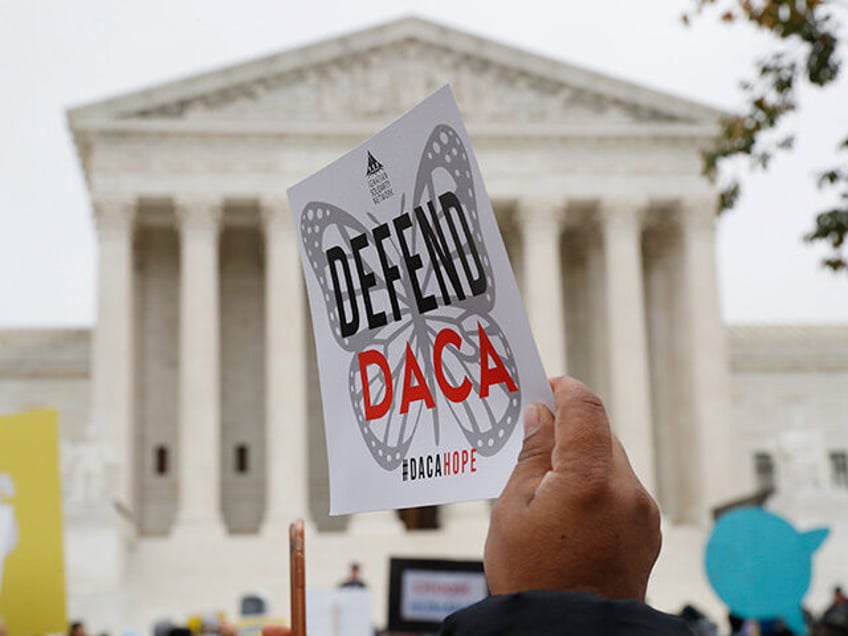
top-left (289, 519), bottom-right (306, 636)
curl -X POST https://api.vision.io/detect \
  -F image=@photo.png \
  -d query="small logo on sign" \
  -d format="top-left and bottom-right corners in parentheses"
top-left (366, 150), bottom-right (394, 205)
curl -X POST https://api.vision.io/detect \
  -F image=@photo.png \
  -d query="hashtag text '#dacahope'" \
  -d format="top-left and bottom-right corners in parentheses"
top-left (401, 448), bottom-right (478, 482)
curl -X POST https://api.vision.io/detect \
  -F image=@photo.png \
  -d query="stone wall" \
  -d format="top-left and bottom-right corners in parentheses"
top-left (729, 325), bottom-right (848, 495)
top-left (0, 329), bottom-right (90, 441)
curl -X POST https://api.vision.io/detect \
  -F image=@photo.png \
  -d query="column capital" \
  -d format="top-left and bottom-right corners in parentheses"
top-left (598, 198), bottom-right (649, 228)
top-left (93, 196), bottom-right (136, 235)
top-left (518, 198), bottom-right (565, 232)
top-left (175, 197), bottom-right (223, 234)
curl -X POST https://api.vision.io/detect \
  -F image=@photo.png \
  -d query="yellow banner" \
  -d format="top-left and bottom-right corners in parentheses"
top-left (0, 410), bottom-right (66, 635)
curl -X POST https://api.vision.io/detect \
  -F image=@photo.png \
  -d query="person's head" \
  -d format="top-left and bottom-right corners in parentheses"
top-left (822, 616), bottom-right (848, 636)
top-left (728, 613), bottom-right (745, 630)
top-left (69, 621), bottom-right (87, 636)
top-left (836, 586), bottom-right (847, 604)
top-left (349, 562), bottom-right (361, 578)
top-left (680, 604), bottom-right (704, 623)
top-left (823, 597), bottom-right (848, 635)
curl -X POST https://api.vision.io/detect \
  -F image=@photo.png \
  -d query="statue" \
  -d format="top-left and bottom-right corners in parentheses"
top-left (0, 472), bottom-right (19, 599)
top-left (62, 427), bottom-right (116, 511)
top-left (775, 429), bottom-right (828, 495)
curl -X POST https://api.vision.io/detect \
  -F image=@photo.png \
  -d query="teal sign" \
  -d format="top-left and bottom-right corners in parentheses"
top-left (705, 507), bottom-right (828, 634)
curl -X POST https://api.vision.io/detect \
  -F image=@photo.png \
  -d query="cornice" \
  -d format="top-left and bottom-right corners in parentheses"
top-left (729, 324), bottom-right (848, 373)
top-left (0, 329), bottom-right (91, 378)
top-left (75, 120), bottom-right (720, 142)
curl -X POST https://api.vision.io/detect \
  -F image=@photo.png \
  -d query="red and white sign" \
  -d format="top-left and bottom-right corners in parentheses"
top-left (401, 569), bottom-right (488, 623)
top-left (288, 85), bottom-right (551, 515)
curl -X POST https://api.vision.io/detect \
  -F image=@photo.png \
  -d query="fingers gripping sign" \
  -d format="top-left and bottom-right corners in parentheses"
top-left (484, 377), bottom-right (661, 601)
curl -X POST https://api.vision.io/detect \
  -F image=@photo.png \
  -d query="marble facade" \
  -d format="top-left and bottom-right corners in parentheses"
top-left (0, 17), bottom-right (846, 631)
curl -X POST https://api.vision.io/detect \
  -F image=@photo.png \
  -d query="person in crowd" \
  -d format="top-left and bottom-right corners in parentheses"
top-left (339, 561), bottom-right (367, 588)
top-left (828, 587), bottom-right (848, 612)
top-left (680, 604), bottom-right (719, 636)
top-left (821, 588), bottom-right (848, 635)
top-left (153, 620), bottom-right (175, 636)
top-left (729, 612), bottom-right (749, 635)
top-left (69, 621), bottom-right (88, 636)
top-left (763, 617), bottom-right (795, 635)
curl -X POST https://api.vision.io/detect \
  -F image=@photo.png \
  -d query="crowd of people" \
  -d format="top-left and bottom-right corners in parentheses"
top-left (28, 595), bottom-right (848, 636)
top-left (679, 586), bottom-right (848, 635)
top-left (3, 378), bottom-right (845, 635)
top-left (48, 580), bottom-right (845, 634)
top-left (40, 565), bottom-right (369, 636)
top-left (41, 575), bottom-right (847, 636)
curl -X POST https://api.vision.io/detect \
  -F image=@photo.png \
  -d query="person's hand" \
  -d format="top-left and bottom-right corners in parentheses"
top-left (484, 376), bottom-right (661, 601)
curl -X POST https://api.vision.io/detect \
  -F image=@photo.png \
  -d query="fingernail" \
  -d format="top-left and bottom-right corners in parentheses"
top-left (524, 404), bottom-right (541, 440)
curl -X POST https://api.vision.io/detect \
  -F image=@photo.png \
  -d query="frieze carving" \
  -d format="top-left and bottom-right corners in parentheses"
top-left (123, 39), bottom-right (681, 125)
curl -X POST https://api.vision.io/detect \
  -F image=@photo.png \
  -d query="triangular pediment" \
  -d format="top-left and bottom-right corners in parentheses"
top-left (69, 17), bottom-right (723, 132)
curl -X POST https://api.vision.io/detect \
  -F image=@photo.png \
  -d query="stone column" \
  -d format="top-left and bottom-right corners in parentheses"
top-left (681, 198), bottom-right (737, 521)
top-left (601, 200), bottom-right (656, 495)
top-left (520, 199), bottom-right (567, 376)
top-left (90, 197), bottom-right (136, 513)
top-left (174, 197), bottom-right (225, 534)
top-left (261, 198), bottom-right (312, 534)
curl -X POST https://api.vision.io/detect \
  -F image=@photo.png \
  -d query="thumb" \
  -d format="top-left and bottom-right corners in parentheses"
top-left (500, 403), bottom-right (555, 504)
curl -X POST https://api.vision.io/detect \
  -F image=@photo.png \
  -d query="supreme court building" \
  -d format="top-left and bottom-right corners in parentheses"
top-left (1, 17), bottom-right (847, 630)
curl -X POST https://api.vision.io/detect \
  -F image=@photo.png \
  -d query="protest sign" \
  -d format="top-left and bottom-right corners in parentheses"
top-left (288, 85), bottom-right (551, 515)
top-left (0, 410), bottom-right (66, 635)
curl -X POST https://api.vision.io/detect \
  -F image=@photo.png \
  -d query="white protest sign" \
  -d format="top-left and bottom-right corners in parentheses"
top-left (288, 85), bottom-right (552, 515)
top-left (401, 570), bottom-right (488, 623)
top-left (306, 588), bottom-right (371, 636)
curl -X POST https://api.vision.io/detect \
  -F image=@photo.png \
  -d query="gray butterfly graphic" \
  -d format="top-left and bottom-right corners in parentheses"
top-left (299, 124), bottom-right (521, 471)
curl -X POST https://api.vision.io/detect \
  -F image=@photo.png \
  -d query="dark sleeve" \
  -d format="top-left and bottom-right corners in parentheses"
top-left (441, 590), bottom-right (693, 636)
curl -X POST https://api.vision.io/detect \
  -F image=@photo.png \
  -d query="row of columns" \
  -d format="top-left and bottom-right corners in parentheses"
top-left (520, 199), bottom-right (655, 493)
top-left (91, 196), bottom-right (307, 536)
top-left (517, 197), bottom-right (734, 510)
top-left (90, 193), bottom-right (734, 533)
